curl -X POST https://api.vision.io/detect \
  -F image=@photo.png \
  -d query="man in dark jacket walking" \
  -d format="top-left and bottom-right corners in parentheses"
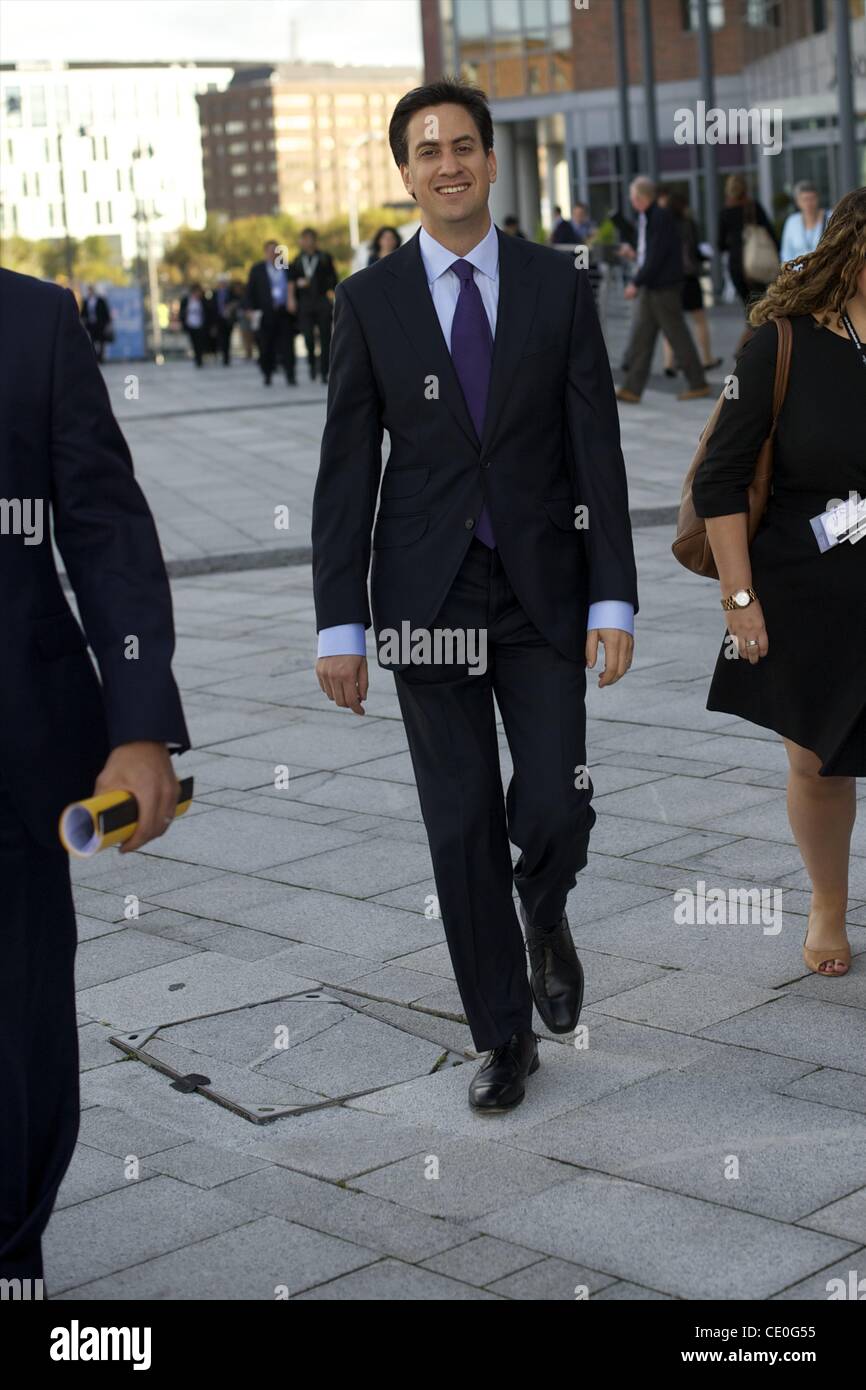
top-left (616, 177), bottom-right (709, 404)
top-left (288, 229), bottom-right (338, 383)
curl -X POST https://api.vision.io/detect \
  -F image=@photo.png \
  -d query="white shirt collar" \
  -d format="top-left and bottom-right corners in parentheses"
top-left (419, 217), bottom-right (499, 287)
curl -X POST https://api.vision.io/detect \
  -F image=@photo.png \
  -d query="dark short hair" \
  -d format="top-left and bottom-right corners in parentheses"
top-left (300, 227), bottom-right (317, 238)
top-left (388, 77), bottom-right (494, 167)
top-left (503, 215), bottom-right (519, 226)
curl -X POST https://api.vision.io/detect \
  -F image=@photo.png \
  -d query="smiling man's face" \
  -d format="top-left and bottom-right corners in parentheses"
top-left (399, 102), bottom-right (496, 241)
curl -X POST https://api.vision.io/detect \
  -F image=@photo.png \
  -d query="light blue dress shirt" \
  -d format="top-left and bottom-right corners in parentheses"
top-left (317, 218), bottom-right (634, 657)
top-left (779, 209), bottom-right (830, 264)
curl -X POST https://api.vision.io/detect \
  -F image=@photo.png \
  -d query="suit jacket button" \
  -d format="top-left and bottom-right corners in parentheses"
top-left (465, 518), bottom-right (475, 529)
top-left (482, 459), bottom-right (491, 469)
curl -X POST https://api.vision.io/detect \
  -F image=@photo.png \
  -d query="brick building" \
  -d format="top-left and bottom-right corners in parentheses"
top-left (197, 62), bottom-right (421, 223)
top-left (420, 0), bottom-right (865, 236)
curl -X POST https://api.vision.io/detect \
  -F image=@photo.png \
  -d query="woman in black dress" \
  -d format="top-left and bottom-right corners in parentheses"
top-left (693, 185), bottom-right (866, 977)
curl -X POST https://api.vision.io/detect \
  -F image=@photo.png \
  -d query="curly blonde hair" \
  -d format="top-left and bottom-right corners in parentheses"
top-left (749, 185), bottom-right (866, 327)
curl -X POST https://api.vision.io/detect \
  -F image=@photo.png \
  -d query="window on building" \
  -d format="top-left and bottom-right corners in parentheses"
top-left (455, 0), bottom-right (488, 40)
top-left (30, 85), bottom-right (47, 126)
top-left (231, 163), bottom-right (248, 176)
top-left (745, 0), bottom-right (780, 23)
top-left (81, 169), bottom-right (88, 193)
top-left (523, 0), bottom-right (548, 42)
top-left (681, 0), bottom-right (725, 28)
top-left (229, 141), bottom-right (247, 154)
top-left (225, 120), bottom-right (246, 134)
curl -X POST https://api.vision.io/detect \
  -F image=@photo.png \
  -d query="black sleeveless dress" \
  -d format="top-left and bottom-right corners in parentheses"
top-left (692, 313), bottom-right (866, 776)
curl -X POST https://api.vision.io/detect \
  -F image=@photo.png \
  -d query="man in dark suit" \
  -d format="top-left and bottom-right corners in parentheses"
top-left (288, 229), bottom-right (338, 384)
top-left (212, 274), bottom-right (241, 366)
top-left (616, 176), bottom-right (709, 404)
top-left (312, 80), bottom-right (638, 1113)
top-left (244, 240), bottom-right (297, 386)
top-left (79, 283), bottom-right (112, 362)
top-left (0, 268), bottom-right (189, 1283)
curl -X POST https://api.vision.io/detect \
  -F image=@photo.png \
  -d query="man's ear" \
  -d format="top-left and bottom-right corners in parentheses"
top-left (399, 162), bottom-right (415, 200)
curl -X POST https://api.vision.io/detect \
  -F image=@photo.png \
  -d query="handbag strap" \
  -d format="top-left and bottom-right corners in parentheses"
top-left (770, 316), bottom-right (793, 426)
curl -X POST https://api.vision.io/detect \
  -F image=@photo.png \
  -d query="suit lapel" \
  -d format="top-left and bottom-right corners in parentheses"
top-left (382, 233), bottom-right (479, 449)
top-left (480, 229), bottom-right (540, 456)
top-left (381, 226), bottom-right (541, 456)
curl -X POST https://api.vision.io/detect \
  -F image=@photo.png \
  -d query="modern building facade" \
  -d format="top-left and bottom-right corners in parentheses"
top-left (420, 0), bottom-right (866, 236)
top-left (197, 62), bottom-right (421, 223)
top-left (0, 61), bottom-right (235, 264)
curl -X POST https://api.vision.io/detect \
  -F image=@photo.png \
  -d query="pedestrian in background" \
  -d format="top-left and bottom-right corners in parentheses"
top-left (616, 176), bottom-right (709, 404)
top-left (719, 174), bottom-right (780, 311)
top-left (288, 228), bottom-right (338, 385)
top-left (212, 273), bottom-right (240, 367)
top-left (79, 284), bottom-right (112, 363)
top-left (244, 240), bottom-right (298, 387)
top-left (780, 181), bottom-right (831, 264)
top-left (367, 225), bottom-right (401, 265)
top-left (179, 283), bottom-right (210, 368)
top-left (660, 189), bottom-right (721, 374)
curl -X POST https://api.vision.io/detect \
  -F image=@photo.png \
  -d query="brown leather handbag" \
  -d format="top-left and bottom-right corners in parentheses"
top-left (672, 316), bottom-right (793, 579)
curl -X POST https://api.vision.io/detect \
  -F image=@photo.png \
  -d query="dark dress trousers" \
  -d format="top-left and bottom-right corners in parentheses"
top-left (244, 260), bottom-right (296, 382)
top-left (288, 251), bottom-right (337, 380)
top-left (312, 230), bottom-right (638, 1049)
top-left (0, 268), bottom-right (189, 1280)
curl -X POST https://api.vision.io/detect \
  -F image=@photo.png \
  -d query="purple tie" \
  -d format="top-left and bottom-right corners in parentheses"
top-left (449, 259), bottom-right (496, 548)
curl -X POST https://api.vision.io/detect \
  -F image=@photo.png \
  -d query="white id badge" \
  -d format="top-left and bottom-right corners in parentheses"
top-left (811, 495), bottom-right (866, 552)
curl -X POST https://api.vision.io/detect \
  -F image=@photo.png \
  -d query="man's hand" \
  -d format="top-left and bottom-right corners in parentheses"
top-left (316, 654), bottom-right (368, 716)
top-left (586, 628), bottom-right (634, 688)
top-left (624, 283), bottom-right (638, 300)
top-left (93, 741), bottom-right (180, 854)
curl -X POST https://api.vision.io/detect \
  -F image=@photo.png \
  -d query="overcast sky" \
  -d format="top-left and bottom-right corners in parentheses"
top-left (1, 0), bottom-right (422, 68)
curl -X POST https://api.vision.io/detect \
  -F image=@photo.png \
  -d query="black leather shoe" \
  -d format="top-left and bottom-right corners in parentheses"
top-left (468, 1030), bottom-right (539, 1112)
top-left (520, 903), bottom-right (584, 1034)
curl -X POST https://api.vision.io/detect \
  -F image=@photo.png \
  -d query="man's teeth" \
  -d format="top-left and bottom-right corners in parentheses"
top-left (439, 185), bottom-right (469, 194)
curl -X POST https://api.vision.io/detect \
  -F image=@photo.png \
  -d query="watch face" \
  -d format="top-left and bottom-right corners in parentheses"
top-left (734, 590), bottom-right (750, 607)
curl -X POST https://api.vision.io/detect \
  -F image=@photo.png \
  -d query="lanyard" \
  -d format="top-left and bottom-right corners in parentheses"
top-left (841, 312), bottom-right (866, 369)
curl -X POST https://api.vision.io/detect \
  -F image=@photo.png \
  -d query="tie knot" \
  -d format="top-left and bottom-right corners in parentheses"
top-left (451, 258), bottom-right (475, 284)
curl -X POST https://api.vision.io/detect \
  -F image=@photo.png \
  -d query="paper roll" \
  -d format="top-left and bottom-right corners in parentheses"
top-left (60, 777), bottom-right (194, 858)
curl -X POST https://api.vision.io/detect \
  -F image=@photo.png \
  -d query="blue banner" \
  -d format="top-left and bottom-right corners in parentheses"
top-left (104, 285), bottom-right (146, 361)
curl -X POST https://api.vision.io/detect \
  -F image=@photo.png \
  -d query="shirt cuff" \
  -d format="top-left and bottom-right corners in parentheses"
top-left (317, 623), bottom-right (366, 658)
top-left (587, 601), bottom-right (634, 636)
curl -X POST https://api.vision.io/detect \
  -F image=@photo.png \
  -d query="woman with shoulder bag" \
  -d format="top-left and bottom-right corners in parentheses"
top-left (691, 186), bottom-right (866, 977)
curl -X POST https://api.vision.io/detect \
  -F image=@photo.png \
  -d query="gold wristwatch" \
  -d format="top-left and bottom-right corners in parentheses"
top-left (721, 587), bottom-right (757, 611)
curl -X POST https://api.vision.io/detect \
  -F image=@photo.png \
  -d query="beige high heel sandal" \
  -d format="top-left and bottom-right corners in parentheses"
top-left (802, 912), bottom-right (851, 976)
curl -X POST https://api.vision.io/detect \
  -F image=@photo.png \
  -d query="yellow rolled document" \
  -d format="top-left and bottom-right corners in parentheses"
top-left (59, 777), bottom-right (194, 858)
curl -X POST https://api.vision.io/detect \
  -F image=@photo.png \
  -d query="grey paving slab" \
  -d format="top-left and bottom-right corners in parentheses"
top-left (142, 1141), bottom-right (270, 1189)
top-left (701, 997), bottom-right (866, 1075)
top-left (44, 1177), bottom-right (252, 1293)
top-left (486, 1256), bottom-right (617, 1300)
top-left (346, 1025), bottom-right (714, 1138)
top-left (77, 1021), bottom-right (127, 1072)
top-left (139, 805), bottom-right (366, 872)
top-left (56, 1217), bottom-right (377, 1300)
top-left (420, 1236), bottom-right (541, 1286)
top-left (55, 1144), bottom-right (159, 1210)
top-left (217, 1165), bottom-right (476, 1262)
top-left (239, 1106), bottom-right (443, 1182)
top-left (798, 1188), bottom-right (866, 1244)
top-left (256, 1011), bottom-right (447, 1097)
top-left (263, 837), bottom-right (436, 898)
top-left (590, 969), bottom-right (779, 1033)
top-left (351, 1135), bottom-right (577, 1220)
top-left (781, 1068), bottom-right (866, 1116)
top-left (74, 929), bottom-right (201, 989)
top-left (508, 1071), bottom-right (866, 1221)
top-left (770, 1249), bottom-right (866, 1301)
top-left (77, 1105), bottom-right (191, 1159)
top-left (292, 1256), bottom-right (501, 1299)
top-left (474, 1173), bottom-right (855, 1300)
top-left (76, 952), bottom-right (318, 1030)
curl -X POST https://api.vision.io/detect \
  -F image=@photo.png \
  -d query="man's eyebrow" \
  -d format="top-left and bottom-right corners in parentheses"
top-left (414, 132), bottom-right (478, 151)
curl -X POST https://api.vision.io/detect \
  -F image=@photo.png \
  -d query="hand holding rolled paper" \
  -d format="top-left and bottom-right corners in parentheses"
top-left (60, 776), bottom-right (194, 858)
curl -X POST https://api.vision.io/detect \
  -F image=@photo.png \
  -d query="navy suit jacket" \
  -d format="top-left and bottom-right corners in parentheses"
top-left (0, 269), bottom-right (189, 846)
top-left (312, 228), bottom-right (638, 666)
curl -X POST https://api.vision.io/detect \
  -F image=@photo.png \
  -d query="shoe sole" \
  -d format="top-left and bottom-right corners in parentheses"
top-left (469, 1053), bottom-right (540, 1113)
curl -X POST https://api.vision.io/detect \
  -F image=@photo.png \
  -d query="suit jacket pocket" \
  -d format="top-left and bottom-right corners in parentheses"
top-left (543, 497), bottom-right (578, 532)
top-left (373, 512), bottom-right (429, 549)
top-left (380, 465), bottom-right (430, 500)
top-left (33, 611), bottom-right (89, 661)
